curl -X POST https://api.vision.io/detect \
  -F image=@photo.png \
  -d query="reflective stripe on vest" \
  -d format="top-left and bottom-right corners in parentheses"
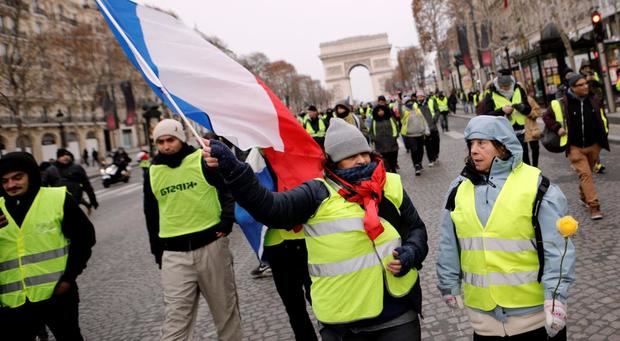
top-left (372, 118), bottom-right (398, 137)
top-left (0, 187), bottom-right (68, 308)
top-left (304, 173), bottom-right (417, 324)
top-left (305, 118), bottom-right (326, 137)
top-left (450, 164), bottom-right (544, 311)
top-left (150, 150), bottom-right (222, 238)
top-left (437, 97), bottom-right (449, 111)
top-left (550, 100), bottom-right (568, 147)
top-left (492, 89), bottom-right (525, 126)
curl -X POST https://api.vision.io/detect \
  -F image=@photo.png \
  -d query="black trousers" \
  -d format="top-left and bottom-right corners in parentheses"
top-left (320, 316), bottom-right (421, 341)
top-left (264, 239), bottom-right (318, 341)
top-left (440, 111), bottom-right (450, 131)
top-left (424, 131), bottom-right (440, 162)
top-left (381, 151), bottom-right (398, 173)
top-left (0, 285), bottom-right (83, 341)
top-left (404, 136), bottom-right (425, 169)
top-left (522, 140), bottom-right (540, 167)
top-left (474, 327), bottom-right (566, 341)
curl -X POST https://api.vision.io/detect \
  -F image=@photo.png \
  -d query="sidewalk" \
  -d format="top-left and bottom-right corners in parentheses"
top-left (452, 105), bottom-right (620, 144)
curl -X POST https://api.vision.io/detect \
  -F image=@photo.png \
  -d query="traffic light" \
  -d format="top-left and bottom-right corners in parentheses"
top-left (454, 52), bottom-right (464, 66)
top-left (592, 11), bottom-right (605, 42)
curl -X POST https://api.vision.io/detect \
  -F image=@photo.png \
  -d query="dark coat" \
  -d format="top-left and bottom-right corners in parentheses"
top-left (43, 161), bottom-right (98, 207)
top-left (542, 92), bottom-right (610, 152)
top-left (370, 105), bottom-right (399, 153)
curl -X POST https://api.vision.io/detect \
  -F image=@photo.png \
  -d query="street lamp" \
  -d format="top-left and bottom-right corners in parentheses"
top-left (56, 109), bottom-right (67, 148)
top-left (500, 35), bottom-right (512, 70)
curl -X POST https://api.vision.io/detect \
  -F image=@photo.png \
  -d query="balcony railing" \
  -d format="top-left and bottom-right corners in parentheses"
top-left (0, 114), bottom-right (106, 125)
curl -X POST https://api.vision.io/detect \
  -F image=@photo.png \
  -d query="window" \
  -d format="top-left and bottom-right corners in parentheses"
top-left (121, 129), bottom-right (133, 148)
top-left (0, 44), bottom-right (6, 58)
top-left (33, 21), bottom-right (42, 34)
top-left (0, 17), bottom-right (4, 30)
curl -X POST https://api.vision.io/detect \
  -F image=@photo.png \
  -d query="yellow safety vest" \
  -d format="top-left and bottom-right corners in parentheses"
top-left (451, 164), bottom-right (544, 311)
top-left (372, 118), bottom-right (398, 138)
top-left (492, 89), bottom-right (525, 126)
top-left (437, 97), bottom-right (449, 111)
top-left (304, 118), bottom-right (326, 138)
top-left (139, 159), bottom-right (151, 169)
top-left (304, 174), bottom-right (418, 323)
top-left (550, 100), bottom-right (568, 148)
top-left (149, 150), bottom-right (222, 238)
top-left (0, 187), bottom-right (69, 308)
top-left (399, 106), bottom-right (425, 136)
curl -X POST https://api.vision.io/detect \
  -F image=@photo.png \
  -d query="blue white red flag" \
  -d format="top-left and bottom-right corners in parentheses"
top-left (96, 0), bottom-right (324, 255)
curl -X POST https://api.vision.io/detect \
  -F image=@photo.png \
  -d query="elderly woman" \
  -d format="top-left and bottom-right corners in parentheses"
top-left (205, 118), bottom-right (428, 340)
top-left (437, 116), bottom-right (575, 340)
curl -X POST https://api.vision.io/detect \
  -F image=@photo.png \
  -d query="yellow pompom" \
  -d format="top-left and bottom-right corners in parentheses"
top-left (556, 215), bottom-right (579, 237)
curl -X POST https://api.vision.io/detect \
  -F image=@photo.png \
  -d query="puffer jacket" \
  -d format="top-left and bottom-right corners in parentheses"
top-left (436, 116), bottom-right (575, 321)
top-left (400, 105), bottom-right (429, 137)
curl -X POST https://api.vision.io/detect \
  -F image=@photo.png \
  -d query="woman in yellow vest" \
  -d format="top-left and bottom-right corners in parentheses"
top-left (205, 118), bottom-right (428, 340)
top-left (437, 116), bottom-right (575, 340)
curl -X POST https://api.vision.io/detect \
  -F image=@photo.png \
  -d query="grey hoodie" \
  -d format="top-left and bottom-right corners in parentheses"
top-left (436, 116), bottom-right (575, 321)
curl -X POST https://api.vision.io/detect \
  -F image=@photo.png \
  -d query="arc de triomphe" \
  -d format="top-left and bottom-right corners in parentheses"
top-left (319, 33), bottom-right (393, 103)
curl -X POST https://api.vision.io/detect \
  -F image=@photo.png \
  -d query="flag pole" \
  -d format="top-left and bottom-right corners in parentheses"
top-left (96, 0), bottom-right (206, 149)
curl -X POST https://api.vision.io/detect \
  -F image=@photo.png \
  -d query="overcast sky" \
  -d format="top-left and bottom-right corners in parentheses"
top-left (142, 1), bottom-right (420, 101)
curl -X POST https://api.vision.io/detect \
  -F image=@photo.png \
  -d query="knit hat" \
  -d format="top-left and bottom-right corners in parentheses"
top-left (324, 118), bottom-right (371, 162)
top-left (377, 95), bottom-right (387, 102)
top-left (56, 148), bottom-right (73, 158)
top-left (566, 72), bottom-right (585, 87)
top-left (0, 152), bottom-right (42, 195)
top-left (497, 74), bottom-right (514, 87)
top-left (152, 119), bottom-right (186, 143)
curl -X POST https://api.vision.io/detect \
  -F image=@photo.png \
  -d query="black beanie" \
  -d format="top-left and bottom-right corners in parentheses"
top-left (56, 148), bottom-right (73, 158)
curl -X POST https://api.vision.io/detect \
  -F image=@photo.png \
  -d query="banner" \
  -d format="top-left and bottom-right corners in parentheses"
top-left (480, 21), bottom-right (493, 67)
top-left (457, 24), bottom-right (474, 70)
top-left (97, 84), bottom-right (118, 130)
top-left (120, 80), bottom-right (136, 126)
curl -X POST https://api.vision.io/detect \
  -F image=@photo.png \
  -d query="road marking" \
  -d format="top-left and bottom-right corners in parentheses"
top-left (444, 131), bottom-right (464, 139)
top-left (96, 183), bottom-right (142, 199)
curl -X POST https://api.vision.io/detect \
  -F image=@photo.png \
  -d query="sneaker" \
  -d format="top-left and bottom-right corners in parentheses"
top-left (590, 206), bottom-right (603, 220)
top-left (594, 162), bottom-right (606, 174)
top-left (428, 162), bottom-right (435, 167)
top-left (250, 263), bottom-right (271, 278)
top-left (415, 169), bottom-right (421, 176)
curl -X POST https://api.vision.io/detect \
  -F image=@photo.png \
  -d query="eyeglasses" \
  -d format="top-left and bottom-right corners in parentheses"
top-left (573, 82), bottom-right (588, 87)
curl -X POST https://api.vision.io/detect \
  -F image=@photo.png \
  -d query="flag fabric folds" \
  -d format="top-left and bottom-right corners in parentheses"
top-left (96, 0), bottom-right (324, 255)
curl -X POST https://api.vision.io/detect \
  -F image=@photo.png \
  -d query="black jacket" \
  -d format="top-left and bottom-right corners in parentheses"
top-left (226, 164), bottom-right (428, 326)
top-left (143, 144), bottom-right (234, 265)
top-left (0, 152), bottom-right (96, 286)
top-left (42, 161), bottom-right (98, 207)
top-left (542, 91), bottom-right (610, 151)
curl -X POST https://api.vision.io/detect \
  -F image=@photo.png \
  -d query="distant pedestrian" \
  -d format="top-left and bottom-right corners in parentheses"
top-left (438, 116), bottom-right (574, 340)
top-left (524, 92), bottom-right (542, 167)
top-left (401, 91), bottom-right (429, 175)
top-left (303, 105), bottom-right (328, 149)
top-left (81, 148), bottom-right (89, 166)
top-left (417, 92), bottom-right (440, 166)
top-left (370, 104), bottom-right (399, 172)
top-left (448, 90), bottom-right (458, 114)
top-left (435, 91), bottom-right (450, 132)
top-left (92, 149), bottom-right (99, 167)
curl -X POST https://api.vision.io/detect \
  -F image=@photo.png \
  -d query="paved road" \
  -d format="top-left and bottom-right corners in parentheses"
top-left (73, 114), bottom-right (619, 340)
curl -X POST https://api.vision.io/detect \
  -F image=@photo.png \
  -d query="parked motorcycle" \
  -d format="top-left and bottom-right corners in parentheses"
top-left (100, 162), bottom-right (131, 188)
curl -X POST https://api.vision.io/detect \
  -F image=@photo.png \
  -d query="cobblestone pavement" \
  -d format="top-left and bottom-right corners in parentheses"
top-left (74, 114), bottom-right (619, 340)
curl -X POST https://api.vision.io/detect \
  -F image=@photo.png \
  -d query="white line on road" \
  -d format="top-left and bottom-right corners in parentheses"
top-left (444, 131), bottom-right (464, 139)
top-left (96, 183), bottom-right (142, 200)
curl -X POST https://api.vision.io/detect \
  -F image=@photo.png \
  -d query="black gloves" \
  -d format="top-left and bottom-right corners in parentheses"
top-left (512, 103), bottom-right (526, 113)
top-left (208, 139), bottom-right (245, 178)
top-left (393, 245), bottom-right (416, 277)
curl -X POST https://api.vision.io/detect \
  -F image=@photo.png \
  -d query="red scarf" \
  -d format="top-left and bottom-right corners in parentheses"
top-left (326, 159), bottom-right (387, 240)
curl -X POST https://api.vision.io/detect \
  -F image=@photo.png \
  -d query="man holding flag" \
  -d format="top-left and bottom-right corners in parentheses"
top-left (143, 119), bottom-right (241, 341)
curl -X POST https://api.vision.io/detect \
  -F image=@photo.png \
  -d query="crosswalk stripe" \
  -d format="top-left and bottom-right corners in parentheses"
top-left (97, 183), bottom-right (142, 199)
top-left (444, 131), bottom-right (464, 139)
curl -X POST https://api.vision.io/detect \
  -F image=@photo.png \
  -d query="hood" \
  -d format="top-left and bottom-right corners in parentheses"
top-left (371, 104), bottom-right (392, 121)
top-left (0, 152), bottom-right (41, 198)
top-left (464, 116), bottom-right (523, 168)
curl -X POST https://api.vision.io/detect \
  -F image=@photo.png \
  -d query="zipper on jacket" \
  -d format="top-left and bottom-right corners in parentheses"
top-left (580, 101), bottom-right (585, 146)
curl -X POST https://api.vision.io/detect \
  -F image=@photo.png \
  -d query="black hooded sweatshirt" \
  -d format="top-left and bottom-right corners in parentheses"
top-left (0, 152), bottom-right (96, 285)
top-left (143, 144), bottom-right (234, 264)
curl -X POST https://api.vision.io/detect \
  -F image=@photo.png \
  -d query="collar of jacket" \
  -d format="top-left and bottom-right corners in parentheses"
top-left (152, 143), bottom-right (195, 168)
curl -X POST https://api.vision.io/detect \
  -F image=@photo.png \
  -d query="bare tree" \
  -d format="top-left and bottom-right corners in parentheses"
top-left (238, 52), bottom-right (271, 80)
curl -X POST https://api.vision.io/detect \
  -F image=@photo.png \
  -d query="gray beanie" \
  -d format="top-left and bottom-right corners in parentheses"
top-left (566, 72), bottom-right (585, 87)
top-left (152, 119), bottom-right (186, 143)
top-left (324, 118), bottom-right (371, 162)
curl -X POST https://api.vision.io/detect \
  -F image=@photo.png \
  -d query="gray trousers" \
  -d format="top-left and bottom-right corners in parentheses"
top-left (160, 237), bottom-right (242, 341)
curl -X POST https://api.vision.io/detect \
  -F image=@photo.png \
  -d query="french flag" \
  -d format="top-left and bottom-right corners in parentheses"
top-left (96, 1), bottom-right (323, 253)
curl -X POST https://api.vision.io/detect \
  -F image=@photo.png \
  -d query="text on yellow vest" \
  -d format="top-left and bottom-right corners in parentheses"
top-left (150, 149), bottom-right (222, 238)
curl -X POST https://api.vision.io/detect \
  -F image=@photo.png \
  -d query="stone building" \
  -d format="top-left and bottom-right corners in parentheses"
top-left (0, 0), bottom-right (155, 162)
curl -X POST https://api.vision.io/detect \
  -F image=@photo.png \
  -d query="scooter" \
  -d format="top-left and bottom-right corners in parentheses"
top-left (100, 162), bottom-right (131, 188)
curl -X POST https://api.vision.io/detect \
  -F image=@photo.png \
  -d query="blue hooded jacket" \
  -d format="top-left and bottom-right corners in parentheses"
top-left (436, 116), bottom-right (575, 321)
